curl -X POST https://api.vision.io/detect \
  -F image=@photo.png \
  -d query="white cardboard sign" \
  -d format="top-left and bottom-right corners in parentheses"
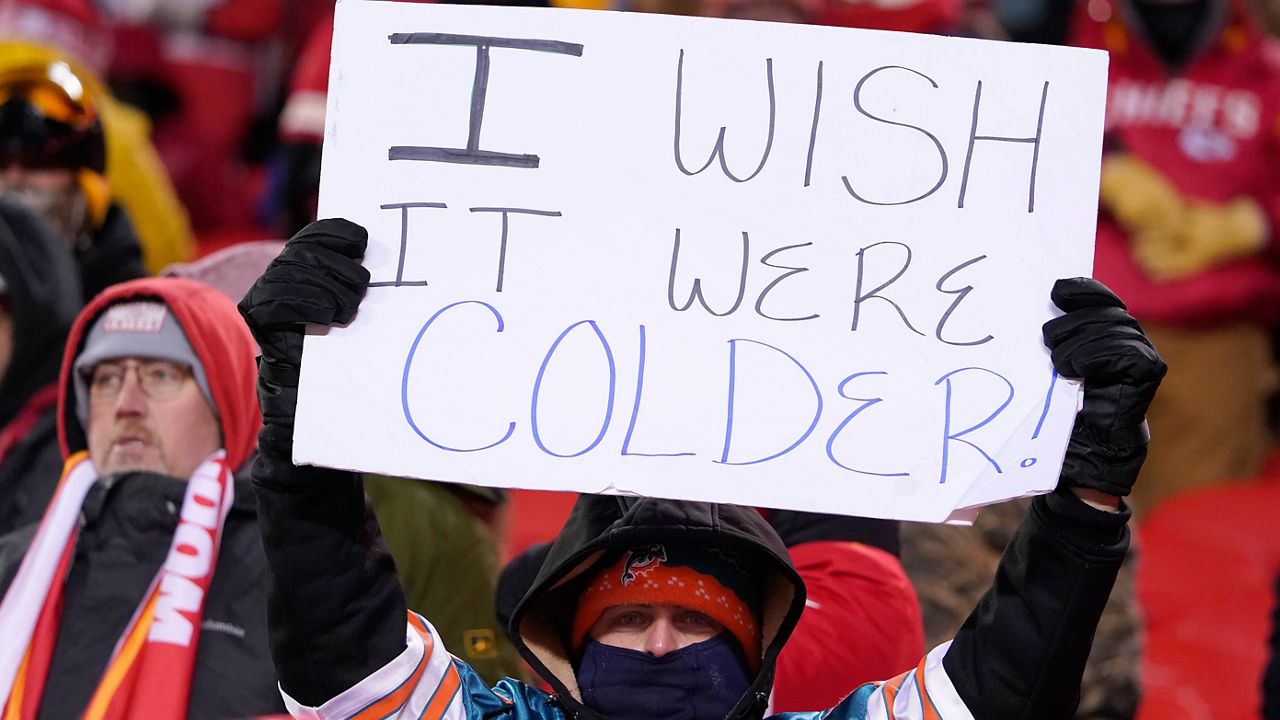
top-left (297, 0), bottom-right (1108, 523)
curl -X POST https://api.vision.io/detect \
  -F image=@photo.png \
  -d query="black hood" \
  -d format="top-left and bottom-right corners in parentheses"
top-left (0, 198), bottom-right (82, 427)
top-left (509, 496), bottom-right (807, 720)
top-left (1124, 0), bottom-right (1229, 68)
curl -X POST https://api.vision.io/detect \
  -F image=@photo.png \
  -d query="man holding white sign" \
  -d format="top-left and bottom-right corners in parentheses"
top-left (239, 218), bottom-right (1164, 720)
top-left (294, 0), bottom-right (1115, 522)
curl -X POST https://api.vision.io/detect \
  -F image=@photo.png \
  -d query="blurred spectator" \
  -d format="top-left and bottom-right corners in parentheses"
top-left (932, 7), bottom-right (1280, 718)
top-left (102, 0), bottom-right (283, 238)
top-left (0, 39), bottom-right (192, 280)
top-left (0, 51), bottom-right (146, 298)
top-left (0, 198), bottom-right (80, 537)
top-left (0, 6), bottom-right (194, 275)
top-left (900, 499), bottom-right (1141, 720)
top-left (1069, 0), bottom-right (1280, 512)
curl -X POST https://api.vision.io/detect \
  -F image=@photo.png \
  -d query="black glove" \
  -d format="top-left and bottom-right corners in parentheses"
top-left (238, 219), bottom-right (370, 461)
top-left (1042, 278), bottom-right (1166, 497)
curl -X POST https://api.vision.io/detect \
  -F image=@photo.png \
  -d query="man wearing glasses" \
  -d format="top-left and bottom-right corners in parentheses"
top-left (0, 276), bottom-right (285, 719)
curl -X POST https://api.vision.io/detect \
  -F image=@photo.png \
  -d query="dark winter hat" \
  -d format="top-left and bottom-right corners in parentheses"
top-left (71, 299), bottom-right (213, 423)
top-left (571, 543), bottom-right (763, 666)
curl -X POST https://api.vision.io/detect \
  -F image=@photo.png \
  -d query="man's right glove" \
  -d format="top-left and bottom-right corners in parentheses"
top-left (238, 219), bottom-right (370, 463)
top-left (1042, 278), bottom-right (1167, 498)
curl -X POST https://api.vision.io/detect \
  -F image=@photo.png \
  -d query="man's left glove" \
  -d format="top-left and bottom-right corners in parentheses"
top-left (238, 219), bottom-right (371, 463)
top-left (1042, 278), bottom-right (1167, 498)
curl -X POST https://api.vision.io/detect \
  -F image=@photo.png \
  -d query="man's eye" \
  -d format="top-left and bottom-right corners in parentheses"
top-left (145, 364), bottom-right (183, 384)
top-left (614, 612), bottom-right (643, 627)
top-left (91, 369), bottom-right (122, 388)
top-left (149, 367), bottom-right (177, 382)
top-left (681, 612), bottom-right (719, 631)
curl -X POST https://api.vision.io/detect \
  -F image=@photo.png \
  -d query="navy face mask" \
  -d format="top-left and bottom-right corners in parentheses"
top-left (575, 634), bottom-right (753, 720)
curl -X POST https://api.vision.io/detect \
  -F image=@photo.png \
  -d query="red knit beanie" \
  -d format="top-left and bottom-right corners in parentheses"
top-left (571, 544), bottom-right (762, 666)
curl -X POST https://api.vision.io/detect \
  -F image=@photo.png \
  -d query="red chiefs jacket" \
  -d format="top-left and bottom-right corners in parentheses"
top-left (1072, 0), bottom-right (1280, 326)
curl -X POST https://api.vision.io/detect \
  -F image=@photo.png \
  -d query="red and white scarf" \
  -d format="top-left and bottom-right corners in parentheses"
top-left (0, 450), bottom-right (235, 720)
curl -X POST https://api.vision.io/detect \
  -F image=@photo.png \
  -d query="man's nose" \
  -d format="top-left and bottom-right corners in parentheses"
top-left (114, 373), bottom-right (148, 416)
top-left (644, 618), bottom-right (678, 658)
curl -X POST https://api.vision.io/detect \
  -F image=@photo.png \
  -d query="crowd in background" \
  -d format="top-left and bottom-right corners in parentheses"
top-left (0, 0), bottom-right (1277, 718)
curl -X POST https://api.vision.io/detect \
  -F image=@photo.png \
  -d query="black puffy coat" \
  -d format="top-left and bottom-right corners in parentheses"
top-left (0, 471), bottom-right (286, 719)
top-left (0, 199), bottom-right (82, 536)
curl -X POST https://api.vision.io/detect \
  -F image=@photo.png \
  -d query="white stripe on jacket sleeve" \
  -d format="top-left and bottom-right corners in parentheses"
top-left (863, 642), bottom-right (975, 720)
top-left (281, 613), bottom-right (467, 720)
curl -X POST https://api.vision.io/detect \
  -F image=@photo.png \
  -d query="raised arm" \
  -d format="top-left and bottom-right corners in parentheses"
top-left (942, 278), bottom-right (1166, 720)
top-left (239, 220), bottom-right (409, 706)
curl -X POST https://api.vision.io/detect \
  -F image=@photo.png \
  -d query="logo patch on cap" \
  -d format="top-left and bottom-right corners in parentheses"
top-left (100, 302), bottom-right (167, 333)
top-left (620, 545), bottom-right (667, 586)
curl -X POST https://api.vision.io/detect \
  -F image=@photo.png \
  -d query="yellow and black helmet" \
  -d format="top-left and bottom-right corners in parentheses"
top-left (0, 60), bottom-right (104, 172)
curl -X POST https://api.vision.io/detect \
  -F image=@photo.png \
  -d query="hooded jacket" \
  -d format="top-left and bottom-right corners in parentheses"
top-left (256, 431), bottom-right (1130, 720)
top-left (509, 497), bottom-right (807, 719)
top-left (55, 276), bottom-right (261, 465)
top-left (256, 468), bottom-right (968, 720)
top-left (0, 276), bottom-right (283, 718)
top-left (0, 199), bottom-right (82, 536)
top-left (492, 510), bottom-right (923, 712)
